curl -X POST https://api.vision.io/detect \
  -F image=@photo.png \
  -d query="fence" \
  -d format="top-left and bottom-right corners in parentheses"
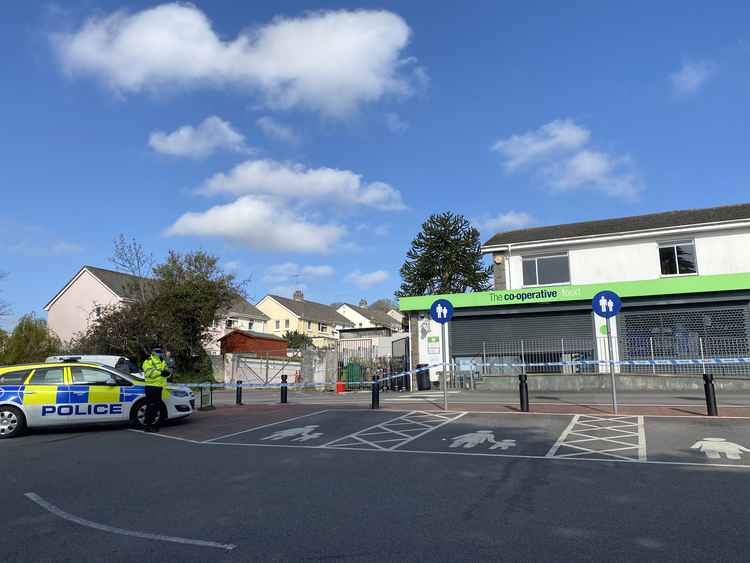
top-left (469, 335), bottom-right (750, 378)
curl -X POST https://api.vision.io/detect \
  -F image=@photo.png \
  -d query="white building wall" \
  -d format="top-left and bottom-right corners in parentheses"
top-left (46, 270), bottom-right (121, 343)
top-left (336, 305), bottom-right (374, 328)
top-left (504, 227), bottom-right (750, 288)
top-left (694, 231), bottom-right (750, 275)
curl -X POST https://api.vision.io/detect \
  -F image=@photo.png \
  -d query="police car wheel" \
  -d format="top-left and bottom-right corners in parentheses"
top-left (130, 399), bottom-right (168, 429)
top-left (0, 406), bottom-right (25, 439)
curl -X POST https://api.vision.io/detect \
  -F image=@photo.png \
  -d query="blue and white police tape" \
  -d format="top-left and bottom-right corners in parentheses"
top-left (186, 362), bottom-right (447, 390)
top-left (471, 357), bottom-right (750, 368)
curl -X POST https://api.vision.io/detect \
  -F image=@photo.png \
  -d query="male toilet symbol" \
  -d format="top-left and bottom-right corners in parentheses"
top-left (449, 430), bottom-right (516, 450)
top-left (262, 425), bottom-right (323, 442)
top-left (690, 437), bottom-right (750, 460)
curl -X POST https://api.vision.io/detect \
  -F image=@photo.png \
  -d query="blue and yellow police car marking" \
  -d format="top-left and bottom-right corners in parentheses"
top-left (0, 386), bottom-right (24, 405)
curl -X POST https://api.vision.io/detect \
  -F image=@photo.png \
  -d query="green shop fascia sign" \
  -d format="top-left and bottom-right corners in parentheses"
top-left (398, 273), bottom-right (750, 312)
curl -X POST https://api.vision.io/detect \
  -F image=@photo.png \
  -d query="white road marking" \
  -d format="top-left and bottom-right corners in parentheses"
top-left (322, 411), bottom-right (466, 450)
top-left (203, 409), bottom-right (329, 442)
top-left (194, 439), bottom-right (750, 469)
top-left (690, 438), bottom-right (750, 460)
top-left (545, 415), bottom-right (647, 461)
top-left (127, 430), bottom-right (201, 444)
top-left (449, 431), bottom-right (516, 450)
top-left (24, 492), bottom-right (236, 551)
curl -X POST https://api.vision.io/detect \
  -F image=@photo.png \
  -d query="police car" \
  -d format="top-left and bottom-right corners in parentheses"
top-left (0, 361), bottom-right (194, 439)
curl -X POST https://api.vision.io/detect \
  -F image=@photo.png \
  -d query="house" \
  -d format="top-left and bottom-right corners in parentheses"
top-left (399, 203), bottom-right (750, 379)
top-left (336, 300), bottom-right (404, 332)
top-left (44, 265), bottom-right (267, 349)
top-left (256, 290), bottom-right (353, 347)
top-left (204, 298), bottom-right (269, 355)
top-left (218, 330), bottom-right (288, 357)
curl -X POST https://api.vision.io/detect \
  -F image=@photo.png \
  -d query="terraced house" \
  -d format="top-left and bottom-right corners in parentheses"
top-left (256, 290), bottom-right (353, 347)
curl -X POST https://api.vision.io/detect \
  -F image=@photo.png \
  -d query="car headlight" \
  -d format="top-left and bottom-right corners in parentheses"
top-left (171, 390), bottom-right (190, 398)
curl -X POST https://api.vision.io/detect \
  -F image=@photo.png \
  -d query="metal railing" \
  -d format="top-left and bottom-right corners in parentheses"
top-left (471, 335), bottom-right (750, 378)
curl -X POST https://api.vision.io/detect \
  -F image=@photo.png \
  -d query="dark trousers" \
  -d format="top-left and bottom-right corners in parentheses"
top-left (144, 386), bottom-right (162, 429)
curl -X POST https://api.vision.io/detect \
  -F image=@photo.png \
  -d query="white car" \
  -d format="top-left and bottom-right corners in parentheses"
top-left (46, 355), bottom-right (145, 379)
top-left (0, 361), bottom-right (194, 439)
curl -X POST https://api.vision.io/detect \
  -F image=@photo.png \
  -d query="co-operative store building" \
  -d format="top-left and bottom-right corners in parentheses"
top-left (399, 203), bottom-right (750, 380)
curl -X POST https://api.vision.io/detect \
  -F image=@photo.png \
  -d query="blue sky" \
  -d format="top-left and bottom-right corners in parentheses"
top-left (2, 1), bottom-right (750, 328)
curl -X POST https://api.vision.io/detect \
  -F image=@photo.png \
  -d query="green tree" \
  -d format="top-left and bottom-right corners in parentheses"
top-left (1, 314), bottom-right (62, 364)
top-left (369, 298), bottom-right (398, 312)
top-left (283, 330), bottom-right (314, 349)
top-left (396, 212), bottom-right (491, 297)
top-left (73, 245), bottom-right (245, 376)
top-left (0, 272), bottom-right (10, 321)
top-left (152, 250), bottom-right (243, 371)
top-left (0, 328), bottom-right (8, 359)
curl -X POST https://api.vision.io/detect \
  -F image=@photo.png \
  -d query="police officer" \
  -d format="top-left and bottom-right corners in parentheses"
top-left (142, 347), bottom-right (171, 433)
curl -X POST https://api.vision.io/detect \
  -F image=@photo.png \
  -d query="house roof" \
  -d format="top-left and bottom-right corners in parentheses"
top-left (45, 265), bottom-right (265, 320)
top-left (85, 266), bottom-right (150, 299)
top-left (267, 294), bottom-right (354, 326)
top-left (224, 297), bottom-right (269, 321)
top-left (217, 329), bottom-right (286, 342)
top-left (342, 303), bottom-right (401, 328)
top-left (483, 203), bottom-right (750, 248)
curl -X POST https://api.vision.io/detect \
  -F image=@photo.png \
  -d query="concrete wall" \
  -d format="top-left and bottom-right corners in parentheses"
top-left (46, 269), bottom-right (121, 342)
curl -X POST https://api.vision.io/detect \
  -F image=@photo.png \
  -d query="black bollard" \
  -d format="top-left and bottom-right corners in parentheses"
top-left (236, 380), bottom-right (243, 405)
top-left (371, 375), bottom-right (380, 409)
top-left (518, 373), bottom-right (529, 413)
top-left (703, 373), bottom-right (718, 416)
top-left (281, 374), bottom-right (288, 404)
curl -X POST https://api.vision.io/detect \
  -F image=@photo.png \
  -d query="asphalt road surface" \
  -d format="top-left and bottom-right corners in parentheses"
top-left (4, 405), bottom-right (750, 562)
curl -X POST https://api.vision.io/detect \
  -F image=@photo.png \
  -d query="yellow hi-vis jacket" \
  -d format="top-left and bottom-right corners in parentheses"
top-left (142, 354), bottom-right (168, 388)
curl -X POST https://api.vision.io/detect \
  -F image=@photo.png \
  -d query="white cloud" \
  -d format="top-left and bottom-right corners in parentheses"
top-left (491, 119), bottom-right (590, 170)
top-left (491, 119), bottom-right (642, 200)
top-left (52, 4), bottom-right (422, 117)
top-left (545, 150), bottom-right (641, 199)
top-left (201, 159), bottom-right (406, 210)
top-left (256, 116), bottom-right (299, 144)
top-left (670, 60), bottom-right (717, 96)
top-left (224, 260), bottom-right (241, 272)
top-left (263, 262), bottom-right (334, 283)
top-left (346, 270), bottom-right (389, 288)
top-left (480, 211), bottom-right (534, 232)
top-left (166, 196), bottom-right (345, 253)
top-left (148, 116), bottom-right (247, 158)
top-left (385, 112), bottom-right (409, 133)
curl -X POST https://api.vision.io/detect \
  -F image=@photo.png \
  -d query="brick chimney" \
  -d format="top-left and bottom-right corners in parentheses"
top-left (293, 289), bottom-right (305, 301)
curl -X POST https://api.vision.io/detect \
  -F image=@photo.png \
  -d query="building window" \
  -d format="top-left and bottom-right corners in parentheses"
top-left (307, 321), bottom-right (312, 330)
top-left (319, 322), bottom-right (328, 333)
top-left (285, 319), bottom-right (290, 329)
top-left (275, 320), bottom-right (280, 330)
top-left (659, 241), bottom-right (697, 276)
top-left (225, 319), bottom-right (234, 329)
top-left (522, 254), bottom-right (570, 286)
top-left (248, 321), bottom-right (254, 331)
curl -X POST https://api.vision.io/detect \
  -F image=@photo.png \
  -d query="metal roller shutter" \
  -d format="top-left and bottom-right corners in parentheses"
top-left (450, 311), bottom-right (593, 357)
top-left (620, 302), bottom-right (750, 375)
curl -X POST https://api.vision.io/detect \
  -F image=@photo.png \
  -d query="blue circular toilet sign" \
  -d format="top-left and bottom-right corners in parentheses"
top-left (430, 299), bottom-right (454, 324)
top-left (592, 290), bottom-right (622, 319)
